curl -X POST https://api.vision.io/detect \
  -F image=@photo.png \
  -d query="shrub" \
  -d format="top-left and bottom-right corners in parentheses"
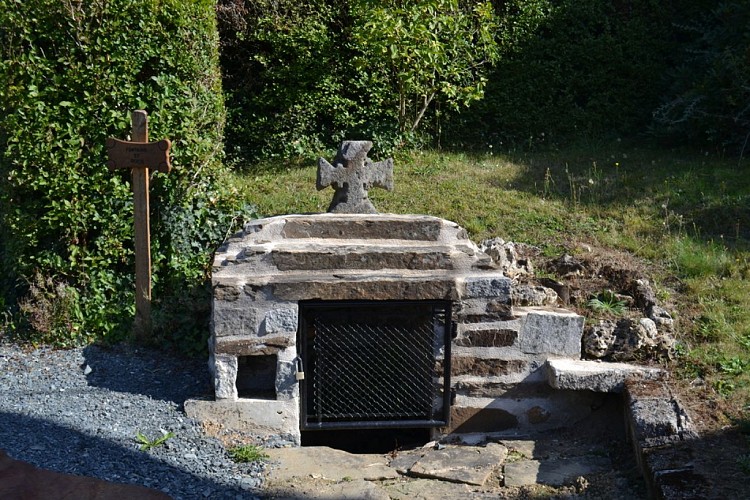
top-left (0, 0), bottom-right (251, 350)
top-left (218, 0), bottom-right (499, 162)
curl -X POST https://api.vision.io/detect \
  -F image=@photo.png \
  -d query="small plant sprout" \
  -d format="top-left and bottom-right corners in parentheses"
top-left (587, 290), bottom-right (627, 316)
top-left (135, 430), bottom-right (175, 451)
top-left (229, 444), bottom-right (269, 464)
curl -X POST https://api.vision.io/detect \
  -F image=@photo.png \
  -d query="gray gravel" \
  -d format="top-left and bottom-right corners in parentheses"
top-left (0, 342), bottom-right (266, 499)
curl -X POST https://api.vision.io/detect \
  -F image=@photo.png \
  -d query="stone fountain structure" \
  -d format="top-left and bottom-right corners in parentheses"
top-left (186, 141), bottom-right (662, 445)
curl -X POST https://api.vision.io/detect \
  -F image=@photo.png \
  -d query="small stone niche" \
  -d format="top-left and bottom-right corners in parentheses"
top-left (236, 355), bottom-right (277, 399)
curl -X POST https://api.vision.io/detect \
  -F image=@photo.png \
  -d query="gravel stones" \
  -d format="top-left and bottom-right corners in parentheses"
top-left (0, 342), bottom-right (265, 499)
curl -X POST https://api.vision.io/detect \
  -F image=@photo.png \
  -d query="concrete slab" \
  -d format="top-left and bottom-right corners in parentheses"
top-left (264, 446), bottom-right (399, 483)
top-left (380, 478), bottom-right (475, 499)
top-left (407, 443), bottom-right (507, 486)
top-left (499, 440), bottom-right (535, 460)
top-left (503, 460), bottom-right (540, 487)
top-left (268, 478), bottom-right (391, 500)
top-left (547, 358), bottom-right (666, 393)
top-left (504, 456), bottom-right (610, 487)
top-left (184, 398), bottom-right (301, 444)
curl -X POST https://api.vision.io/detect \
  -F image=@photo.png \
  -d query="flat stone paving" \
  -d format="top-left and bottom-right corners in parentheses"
top-left (262, 399), bottom-right (648, 499)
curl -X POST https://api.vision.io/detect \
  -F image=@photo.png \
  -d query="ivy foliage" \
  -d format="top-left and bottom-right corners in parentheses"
top-left (218, 0), bottom-right (499, 161)
top-left (0, 0), bottom-right (252, 350)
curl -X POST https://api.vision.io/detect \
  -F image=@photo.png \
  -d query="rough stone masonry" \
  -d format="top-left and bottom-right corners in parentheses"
top-left (187, 141), bottom-right (655, 444)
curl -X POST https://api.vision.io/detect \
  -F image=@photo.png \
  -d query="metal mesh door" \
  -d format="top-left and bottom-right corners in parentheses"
top-left (299, 301), bottom-right (451, 430)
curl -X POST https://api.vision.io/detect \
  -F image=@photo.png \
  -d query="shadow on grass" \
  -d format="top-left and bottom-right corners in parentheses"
top-left (489, 147), bottom-right (750, 249)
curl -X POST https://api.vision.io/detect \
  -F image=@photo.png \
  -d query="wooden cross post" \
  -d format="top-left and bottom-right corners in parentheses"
top-left (106, 110), bottom-right (171, 340)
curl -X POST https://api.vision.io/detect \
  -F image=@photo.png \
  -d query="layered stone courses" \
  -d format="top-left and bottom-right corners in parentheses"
top-left (454, 328), bottom-right (518, 347)
top-left (271, 247), bottom-right (455, 271)
top-left (205, 213), bottom-right (591, 444)
top-left (281, 218), bottom-right (443, 240)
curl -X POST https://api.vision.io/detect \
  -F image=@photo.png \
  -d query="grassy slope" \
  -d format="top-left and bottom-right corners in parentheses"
top-left (232, 143), bottom-right (750, 423)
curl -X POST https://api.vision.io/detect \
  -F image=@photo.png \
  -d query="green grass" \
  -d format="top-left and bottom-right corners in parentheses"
top-left (229, 444), bottom-right (269, 464)
top-left (231, 142), bottom-right (750, 421)
top-left (135, 431), bottom-right (175, 451)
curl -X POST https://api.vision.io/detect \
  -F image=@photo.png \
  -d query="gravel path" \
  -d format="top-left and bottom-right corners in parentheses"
top-left (0, 342), bottom-right (266, 499)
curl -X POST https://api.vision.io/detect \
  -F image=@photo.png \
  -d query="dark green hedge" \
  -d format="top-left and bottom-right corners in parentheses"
top-left (0, 0), bottom-right (251, 350)
top-left (652, 1), bottom-right (750, 154)
top-left (447, 0), bottom-right (681, 149)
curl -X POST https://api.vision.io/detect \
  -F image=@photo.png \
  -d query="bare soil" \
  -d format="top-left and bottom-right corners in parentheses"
top-left (537, 242), bottom-right (750, 498)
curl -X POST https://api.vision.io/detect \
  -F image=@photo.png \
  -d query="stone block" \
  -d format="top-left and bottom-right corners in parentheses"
top-left (547, 359), bottom-right (666, 393)
top-left (280, 216), bottom-right (443, 241)
top-left (213, 353), bottom-right (238, 400)
top-left (263, 307), bottom-right (298, 335)
top-left (519, 308), bottom-right (584, 357)
top-left (453, 380), bottom-right (551, 398)
top-left (272, 247), bottom-right (454, 271)
top-left (455, 327), bottom-right (518, 347)
top-left (212, 305), bottom-right (261, 337)
top-left (625, 380), bottom-right (697, 450)
top-left (444, 357), bottom-right (527, 377)
top-left (185, 398), bottom-right (301, 445)
top-left (445, 406), bottom-right (519, 434)
top-left (213, 282), bottom-right (241, 302)
top-left (275, 347), bottom-right (300, 400)
top-left (272, 278), bottom-right (457, 301)
top-left (463, 276), bottom-right (512, 299)
top-left (214, 335), bottom-right (292, 356)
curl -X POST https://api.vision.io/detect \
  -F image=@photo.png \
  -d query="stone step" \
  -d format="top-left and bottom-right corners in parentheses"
top-left (443, 390), bottom-right (603, 436)
top-left (279, 215), bottom-right (446, 241)
top-left (268, 244), bottom-right (458, 271)
top-left (546, 358), bottom-right (666, 393)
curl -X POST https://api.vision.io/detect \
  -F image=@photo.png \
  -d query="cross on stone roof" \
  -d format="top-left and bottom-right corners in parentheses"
top-left (317, 141), bottom-right (393, 214)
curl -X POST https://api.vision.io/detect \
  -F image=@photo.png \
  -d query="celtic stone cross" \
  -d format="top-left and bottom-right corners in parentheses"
top-left (317, 141), bottom-right (393, 214)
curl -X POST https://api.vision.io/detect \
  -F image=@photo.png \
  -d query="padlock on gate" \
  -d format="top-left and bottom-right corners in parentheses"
top-left (295, 356), bottom-right (305, 381)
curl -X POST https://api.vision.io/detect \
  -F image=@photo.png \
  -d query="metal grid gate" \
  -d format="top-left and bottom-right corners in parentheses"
top-left (299, 301), bottom-right (451, 430)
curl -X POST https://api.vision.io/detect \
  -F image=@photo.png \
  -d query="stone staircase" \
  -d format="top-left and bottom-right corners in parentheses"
top-left (193, 213), bottom-right (660, 443)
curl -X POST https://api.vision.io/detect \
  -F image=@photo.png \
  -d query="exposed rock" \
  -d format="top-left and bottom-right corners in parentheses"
top-left (583, 320), bottom-right (617, 358)
top-left (648, 304), bottom-right (675, 332)
top-left (548, 253), bottom-right (585, 276)
top-left (512, 284), bottom-right (558, 307)
top-left (539, 277), bottom-right (570, 305)
top-left (583, 318), bottom-right (674, 361)
top-left (629, 278), bottom-right (657, 310)
top-left (479, 238), bottom-right (540, 278)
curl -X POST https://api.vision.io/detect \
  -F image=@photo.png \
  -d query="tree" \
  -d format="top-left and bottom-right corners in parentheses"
top-left (350, 0), bottom-right (499, 134)
top-left (218, 0), bottom-right (500, 159)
